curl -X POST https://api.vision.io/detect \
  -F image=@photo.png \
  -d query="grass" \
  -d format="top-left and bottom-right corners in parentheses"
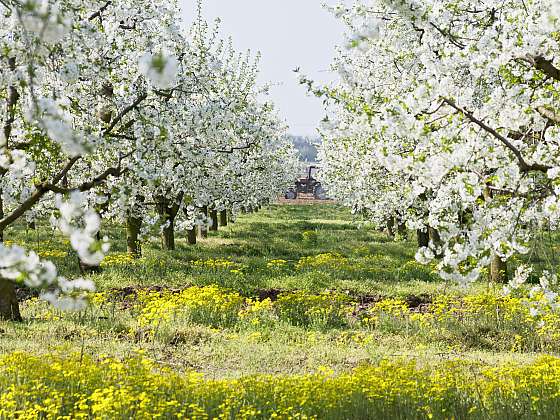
top-left (1, 203), bottom-right (558, 418)
top-left (6, 204), bottom-right (486, 297)
top-left (1, 204), bottom-right (543, 369)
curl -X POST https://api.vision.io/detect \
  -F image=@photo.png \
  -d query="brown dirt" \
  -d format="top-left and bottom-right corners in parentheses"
top-left (276, 195), bottom-right (336, 205)
top-left (16, 285), bottom-right (434, 314)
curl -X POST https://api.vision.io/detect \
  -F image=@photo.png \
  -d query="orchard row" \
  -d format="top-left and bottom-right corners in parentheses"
top-left (0, 0), bottom-right (298, 317)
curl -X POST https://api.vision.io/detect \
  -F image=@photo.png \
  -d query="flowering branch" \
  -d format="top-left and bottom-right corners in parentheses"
top-left (443, 98), bottom-right (551, 173)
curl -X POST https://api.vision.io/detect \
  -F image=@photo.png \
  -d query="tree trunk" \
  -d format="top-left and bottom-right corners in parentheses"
top-left (417, 229), bottom-right (429, 248)
top-left (79, 259), bottom-right (102, 274)
top-left (199, 206), bottom-right (208, 239)
top-left (386, 217), bottom-right (395, 237)
top-left (428, 227), bottom-right (440, 243)
top-left (0, 191), bottom-right (4, 243)
top-left (127, 215), bottom-right (143, 258)
top-left (428, 227), bottom-right (443, 258)
top-left (490, 254), bottom-right (507, 283)
top-left (157, 196), bottom-right (180, 251)
top-left (0, 200), bottom-right (18, 320)
top-left (181, 205), bottom-right (197, 245)
top-left (187, 227), bottom-right (197, 245)
top-left (209, 209), bottom-right (218, 232)
top-left (162, 220), bottom-right (175, 250)
top-left (0, 279), bottom-right (22, 321)
top-left (0, 194), bottom-right (20, 321)
top-left (397, 221), bottom-right (407, 237)
top-left (219, 210), bottom-right (228, 227)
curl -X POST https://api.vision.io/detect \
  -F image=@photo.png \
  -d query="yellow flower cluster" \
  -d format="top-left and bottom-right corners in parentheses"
top-left (301, 230), bottom-right (318, 243)
top-left (2, 352), bottom-right (560, 419)
top-left (37, 249), bottom-right (68, 258)
top-left (239, 298), bottom-right (275, 327)
top-left (136, 286), bottom-right (246, 330)
top-left (134, 287), bottom-right (355, 332)
top-left (100, 253), bottom-right (145, 267)
top-left (128, 286), bottom-right (560, 348)
top-left (21, 282), bottom-right (560, 351)
top-left (295, 253), bottom-right (348, 270)
top-left (356, 292), bottom-right (560, 349)
top-left (276, 290), bottom-right (352, 327)
top-left (360, 298), bottom-right (409, 325)
top-left (89, 292), bottom-right (109, 306)
top-left (266, 259), bottom-right (288, 269)
top-left (5, 240), bottom-right (69, 259)
top-left (239, 298), bottom-right (274, 317)
top-left (191, 258), bottom-right (245, 273)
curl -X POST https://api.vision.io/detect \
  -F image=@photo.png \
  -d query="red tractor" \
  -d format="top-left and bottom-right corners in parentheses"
top-left (285, 166), bottom-right (327, 200)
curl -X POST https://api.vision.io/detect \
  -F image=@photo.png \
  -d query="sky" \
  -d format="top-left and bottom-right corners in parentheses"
top-left (179, 1), bottom-right (347, 136)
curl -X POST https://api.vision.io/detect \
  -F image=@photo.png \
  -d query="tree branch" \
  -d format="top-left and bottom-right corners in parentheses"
top-left (3, 57), bottom-right (19, 148)
top-left (214, 142), bottom-right (257, 154)
top-left (0, 156), bottom-right (81, 230)
top-left (0, 188), bottom-right (46, 230)
top-left (88, 1), bottom-right (111, 21)
top-left (537, 106), bottom-right (560, 125)
top-left (102, 92), bottom-right (147, 136)
top-left (532, 55), bottom-right (560, 81)
top-left (443, 98), bottom-right (551, 173)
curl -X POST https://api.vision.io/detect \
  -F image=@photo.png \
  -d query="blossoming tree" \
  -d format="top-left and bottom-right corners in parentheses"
top-left (315, 0), bottom-right (560, 289)
top-left (0, 0), bottom-right (297, 320)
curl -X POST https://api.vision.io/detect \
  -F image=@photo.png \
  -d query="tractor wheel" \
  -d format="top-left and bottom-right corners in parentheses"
top-left (313, 185), bottom-right (327, 200)
top-left (285, 190), bottom-right (297, 200)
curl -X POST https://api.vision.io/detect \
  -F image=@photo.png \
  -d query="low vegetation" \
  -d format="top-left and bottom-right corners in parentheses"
top-left (1, 204), bottom-right (558, 418)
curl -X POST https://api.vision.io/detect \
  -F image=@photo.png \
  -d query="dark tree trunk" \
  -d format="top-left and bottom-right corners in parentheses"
top-left (181, 205), bottom-right (197, 245)
top-left (386, 217), bottom-right (395, 237)
top-left (490, 255), bottom-right (507, 283)
top-left (428, 227), bottom-right (443, 258)
top-left (0, 192), bottom-right (4, 243)
top-left (209, 209), bottom-right (218, 232)
top-left (187, 227), bottom-right (197, 245)
top-left (0, 200), bottom-right (19, 320)
top-left (157, 196), bottom-right (180, 251)
top-left (428, 227), bottom-right (439, 243)
top-left (162, 221), bottom-right (175, 250)
top-left (199, 206), bottom-right (208, 239)
top-left (0, 279), bottom-right (22, 321)
top-left (219, 210), bottom-right (228, 227)
top-left (397, 222), bottom-right (407, 237)
top-left (127, 215), bottom-right (143, 258)
top-left (79, 259), bottom-right (102, 274)
top-left (417, 229), bottom-right (429, 248)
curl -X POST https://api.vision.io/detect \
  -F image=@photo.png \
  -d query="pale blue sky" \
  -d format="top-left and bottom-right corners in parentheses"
top-left (180, 1), bottom-right (347, 136)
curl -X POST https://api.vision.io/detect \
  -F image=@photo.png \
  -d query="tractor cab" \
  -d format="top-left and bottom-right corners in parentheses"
top-left (285, 166), bottom-right (327, 200)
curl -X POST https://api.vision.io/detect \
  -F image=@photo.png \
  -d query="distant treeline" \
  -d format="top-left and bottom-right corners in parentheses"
top-left (289, 135), bottom-right (320, 163)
